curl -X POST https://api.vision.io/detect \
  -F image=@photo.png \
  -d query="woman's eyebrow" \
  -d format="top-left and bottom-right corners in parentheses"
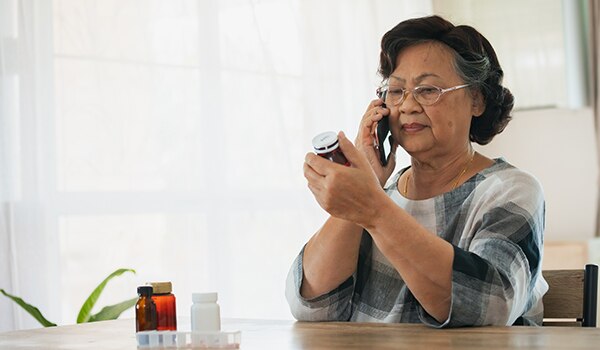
top-left (389, 73), bottom-right (441, 84)
top-left (389, 75), bottom-right (405, 84)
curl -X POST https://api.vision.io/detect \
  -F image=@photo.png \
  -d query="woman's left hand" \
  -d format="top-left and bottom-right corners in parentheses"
top-left (355, 100), bottom-right (399, 187)
top-left (304, 131), bottom-right (389, 228)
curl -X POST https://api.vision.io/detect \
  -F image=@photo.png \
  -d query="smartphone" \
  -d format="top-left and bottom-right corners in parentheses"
top-left (375, 88), bottom-right (392, 166)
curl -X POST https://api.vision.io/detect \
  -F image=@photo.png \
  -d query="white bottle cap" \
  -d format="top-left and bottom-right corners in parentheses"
top-left (192, 292), bottom-right (218, 303)
top-left (312, 131), bottom-right (340, 154)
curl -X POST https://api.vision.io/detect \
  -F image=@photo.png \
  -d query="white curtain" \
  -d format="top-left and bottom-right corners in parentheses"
top-left (1, 0), bottom-right (61, 331)
top-left (0, 0), bottom-right (430, 330)
top-left (591, 0), bottom-right (600, 238)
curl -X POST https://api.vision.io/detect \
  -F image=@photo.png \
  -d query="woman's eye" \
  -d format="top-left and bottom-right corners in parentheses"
top-left (417, 87), bottom-right (438, 95)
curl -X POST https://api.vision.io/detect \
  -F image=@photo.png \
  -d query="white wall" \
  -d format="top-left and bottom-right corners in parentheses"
top-left (475, 107), bottom-right (598, 241)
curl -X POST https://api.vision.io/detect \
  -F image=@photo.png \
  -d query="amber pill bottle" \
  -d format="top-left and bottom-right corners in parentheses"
top-left (135, 286), bottom-right (157, 332)
top-left (312, 131), bottom-right (350, 166)
top-left (149, 282), bottom-right (177, 331)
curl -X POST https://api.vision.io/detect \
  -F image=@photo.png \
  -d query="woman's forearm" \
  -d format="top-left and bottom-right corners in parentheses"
top-left (300, 216), bottom-right (364, 299)
top-left (365, 199), bottom-right (454, 323)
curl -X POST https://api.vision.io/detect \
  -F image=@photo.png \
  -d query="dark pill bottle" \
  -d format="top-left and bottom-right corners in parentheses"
top-left (312, 131), bottom-right (350, 166)
top-left (149, 281), bottom-right (177, 331)
top-left (135, 286), bottom-right (157, 332)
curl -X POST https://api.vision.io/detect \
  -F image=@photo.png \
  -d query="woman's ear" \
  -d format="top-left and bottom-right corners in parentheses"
top-left (471, 90), bottom-right (485, 117)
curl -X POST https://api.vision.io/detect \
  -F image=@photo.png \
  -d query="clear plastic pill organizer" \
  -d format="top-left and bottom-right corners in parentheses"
top-left (136, 330), bottom-right (241, 349)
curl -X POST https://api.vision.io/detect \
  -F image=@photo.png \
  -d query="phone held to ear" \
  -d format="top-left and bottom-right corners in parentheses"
top-left (375, 87), bottom-right (392, 166)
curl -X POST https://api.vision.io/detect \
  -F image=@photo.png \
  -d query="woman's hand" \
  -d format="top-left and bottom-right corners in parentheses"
top-left (355, 99), bottom-right (398, 187)
top-left (304, 131), bottom-right (389, 228)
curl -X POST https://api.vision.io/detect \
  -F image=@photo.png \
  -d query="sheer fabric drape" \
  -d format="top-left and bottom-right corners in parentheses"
top-left (591, 0), bottom-right (600, 237)
top-left (0, 0), bottom-right (60, 331)
top-left (0, 0), bottom-right (427, 330)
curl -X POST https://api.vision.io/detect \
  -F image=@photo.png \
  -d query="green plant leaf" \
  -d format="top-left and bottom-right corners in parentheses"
top-left (76, 268), bottom-right (136, 323)
top-left (0, 289), bottom-right (57, 327)
top-left (87, 297), bottom-right (137, 322)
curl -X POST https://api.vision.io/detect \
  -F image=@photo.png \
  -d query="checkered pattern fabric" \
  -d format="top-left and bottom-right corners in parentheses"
top-left (286, 159), bottom-right (548, 327)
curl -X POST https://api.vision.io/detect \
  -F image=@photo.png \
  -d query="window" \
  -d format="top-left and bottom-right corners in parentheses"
top-left (433, 0), bottom-right (589, 109)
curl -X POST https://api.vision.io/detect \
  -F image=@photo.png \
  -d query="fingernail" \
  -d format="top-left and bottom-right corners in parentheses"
top-left (339, 131), bottom-right (346, 139)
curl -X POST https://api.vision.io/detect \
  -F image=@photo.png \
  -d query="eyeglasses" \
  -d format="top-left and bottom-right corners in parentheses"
top-left (377, 83), bottom-right (471, 106)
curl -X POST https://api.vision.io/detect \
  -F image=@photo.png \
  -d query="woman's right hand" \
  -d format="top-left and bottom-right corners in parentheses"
top-left (355, 99), bottom-right (398, 187)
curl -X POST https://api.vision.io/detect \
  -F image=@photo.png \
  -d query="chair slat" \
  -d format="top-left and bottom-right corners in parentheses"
top-left (542, 269), bottom-right (584, 320)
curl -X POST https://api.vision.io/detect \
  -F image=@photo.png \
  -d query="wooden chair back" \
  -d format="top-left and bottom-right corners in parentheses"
top-left (542, 264), bottom-right (598, 327)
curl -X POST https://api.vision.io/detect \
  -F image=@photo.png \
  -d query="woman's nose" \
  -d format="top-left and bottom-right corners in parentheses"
top-left (399, 91), bottom-right (423, 114)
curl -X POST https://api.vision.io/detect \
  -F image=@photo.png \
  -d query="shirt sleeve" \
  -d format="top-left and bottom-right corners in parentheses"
top-left (284, 245), bottom-right (356, 321)
top-left (417, 172), bottom-right (547, 328)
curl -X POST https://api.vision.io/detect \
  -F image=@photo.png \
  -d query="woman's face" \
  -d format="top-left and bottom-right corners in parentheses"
top-left (387, 42), bottom-right (483, 159)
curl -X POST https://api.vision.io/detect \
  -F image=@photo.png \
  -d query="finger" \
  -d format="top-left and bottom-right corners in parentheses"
top-left (304, 161), bottom-right (326, 194)
top-left (357, 111), bottom-right (380, 146)
top-left (364, 105), bottom-right (389, 124)
top-left (305, 152), bottom-right (338, 176)
top-left (375, 105), bottom-right (390, 118)
top-left (359, 106), bottom-right (389, 141)
top-left (337, 131), bottom-right (369, 169)
top-left (370, 120), bottom-right (378, 140)
top-left (364, 99), bottom-right (384, 114)
top-left (358, 106), bottom-right (389, 143)
top-left (304, 161), bottom-right (324, 184)
top-left (307, 182), bottom-right (321, 198)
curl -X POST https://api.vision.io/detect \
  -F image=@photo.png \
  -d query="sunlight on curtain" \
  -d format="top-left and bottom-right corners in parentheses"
top-left (5, 0), bottom-right (588, 332)
top-left (1, 0), bottom-right (62, 331)
top-left (44, 0), bottom-right (427, 327)
top-left (0, 0), bottom-right (16, 330)
top-left (590, 0), bottom-right (600, 237)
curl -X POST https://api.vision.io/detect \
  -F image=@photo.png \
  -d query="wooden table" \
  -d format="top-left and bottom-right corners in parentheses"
top-left (1, 318), bottom-right (600, 349)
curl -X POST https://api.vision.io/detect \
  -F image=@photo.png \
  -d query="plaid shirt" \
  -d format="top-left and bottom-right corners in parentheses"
top-left (286, 158), bottom-right (548, 328)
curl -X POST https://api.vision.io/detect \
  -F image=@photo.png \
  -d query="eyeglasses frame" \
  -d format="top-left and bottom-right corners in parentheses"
top-left (377, 83), bottom-right (471, 107)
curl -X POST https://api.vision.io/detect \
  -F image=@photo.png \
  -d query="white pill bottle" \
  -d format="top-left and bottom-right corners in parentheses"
top-left (191, 292), bottom-right (221, 332)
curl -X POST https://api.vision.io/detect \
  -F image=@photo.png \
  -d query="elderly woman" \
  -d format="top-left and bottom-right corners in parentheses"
top-left (285, 15), bottom-right (547, 328)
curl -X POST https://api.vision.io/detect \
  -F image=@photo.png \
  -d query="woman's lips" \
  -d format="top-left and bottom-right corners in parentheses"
top-left (402, 123), bottom-right (426, 132)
